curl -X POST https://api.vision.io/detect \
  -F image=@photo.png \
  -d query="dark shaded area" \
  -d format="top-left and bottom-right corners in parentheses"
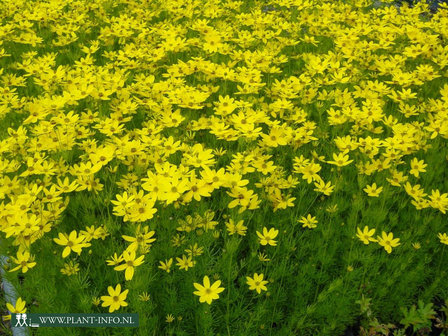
top-left (396, 0), bottom-right (448, 11)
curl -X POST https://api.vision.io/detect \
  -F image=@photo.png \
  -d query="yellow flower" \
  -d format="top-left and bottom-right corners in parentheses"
top-left (246, 273), bottom-right (268, 294)
top-left (227, 187), bottom-right (255, 209)
top-left (92, 297), bottom-right (101, 306)
top-left (356, 226), bottom-right (377, 245)
top-left (166, 314), bottom-right (175, 323)
top-left (438, 233), bottom-right (448, 245)
top-left (122, 225), bottom-right (156, 252)
top-left (9, 250), bottom-right (36, 273)
top-left (185, 244), bottom-right (204, 257)
top-left (80, 225), bottom-right (104, 242)
top-left (60, 261), bottom-right (80, 276)
top-left (226, 219), bottom-right (247, 236)
top-left (409, 158), bottom-right (427, 178)
top-left (314, 179), bottom-right (335, 196)
top-left (114, 250), bottom-right (145, 281)
top-left (5, 298), bottom-right (26, 321)
top-left (111, 192), bottom-right (135, 220)
top-left (139, 292), bottom-right (150, 302)
top-left (100, 284), bottom-right (129, 313)
top-left (326, 204), bottom-right (338, 213)
top-left (363, 183), bottom-right (383, 197)
top-left (159, 178), bottom-right (189, 205)
top-left (171, 234), bottom-right (185, 247)
top-left (256, 227), bottom-right (279, 246)
top-left (158, 258), bottom-right (173, 273)
top-left (53, 230), bottom-right (91, 258)
top-left (301, 35), bottom-right (319, 46)
top-left (106, 253), bottom-right (124, 266)
top-left (326, 152), bottom-right (353, 167)
top-left (176, 254), bottom-right (195, 271)
top-left (128, 194), bottom-right (158, 222)
top-left (258, 252), bottom-right (270, 262)
top-left (377, 231), bottom-right (400, 254)
top-left (298, 214), bottom-right (318, 229)
top-left (193, 276), bottom-right (225, 304)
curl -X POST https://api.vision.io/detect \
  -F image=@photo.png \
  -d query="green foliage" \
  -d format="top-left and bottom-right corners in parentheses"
top-left (400, 301), bottom-right (436, 332)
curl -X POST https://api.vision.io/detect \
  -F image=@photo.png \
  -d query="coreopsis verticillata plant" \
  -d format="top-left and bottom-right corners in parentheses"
top-left (193, 276), bottom-right (225, 304)
top-left (53, 231), bottom-right (91, 258)
top-left (246, 273), bottom-right (268, 294)
top-left (4, 298), bottom-right (26, 321)
top-left (298, 214), bottom-right (318, 229)
top-left (377, 232), bottom-right (401, 254)
top-left (226, 219), bottom-right (247, 236)
top-left (356, 226), bottom-right (378, 245)
top-left (256, 227), bottom-right (279, 246)
top-left (100, 284), bottom-right (129, 313)
top-left (363, 183), bottom-right (383, 197)
top-left (438, 233), bottom-right (448, 245)
top-left (1, 0), bottom-right (448, 334)
top-left (8, 250), bottom-right (36, 273)
top-left (158, 258), bottom-right (173, 273)
top-left (113, 249), bottom-right (145, 280)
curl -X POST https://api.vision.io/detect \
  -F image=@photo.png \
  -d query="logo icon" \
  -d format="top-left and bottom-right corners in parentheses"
top-left (13, 313), bottom-right (39, 328)
top-left (14, 313), bottom-right (28, 327)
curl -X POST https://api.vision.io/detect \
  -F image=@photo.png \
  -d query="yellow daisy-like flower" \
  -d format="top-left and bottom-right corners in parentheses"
top-left (9, 250), bottom-right (36, 273)
top-left (113, 250), bottom-right (145, 281)
top-left (438, 233), bottom-right (448, 245)
top-left (298, 214), bottom-right (318, 229)
top-left (356, 226), bottom-right (377, 245)
top-left (176, 254), bottom-right (195, 271)
top-left (226, 219), bottom-right (247, 236)
top-left (377, 231), bottom-right (400, 254)
top-left (158, 258), bottom-right (173, 273)
top-left (193, 276), bottom-right (225, 304)
top-left (100, 284), bottom-right (129, 313)
top-left (246, 273), bottom-right (268, 294)
top-left (139, 292), bottom-right (150, 302)
top-left (256, 227), bottom-right (279, 246)
top-left (53, 230), bottom-right (91, 258)
top-left (4, 298), bottom-right (26, 321)
top-left (363, 183), bottom-right (383, 197)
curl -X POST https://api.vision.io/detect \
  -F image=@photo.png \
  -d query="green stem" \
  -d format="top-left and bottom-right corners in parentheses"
top-left (313, 216), bottom-right (331, 302)
top-left (226, 249), bottom-right (232, 336)
top-left (269, 259), bottom-right (286, 336)
top-left (438, 245), bottom-right (446, 274)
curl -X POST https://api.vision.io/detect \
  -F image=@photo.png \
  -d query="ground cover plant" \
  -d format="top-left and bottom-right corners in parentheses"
top-left (0, 0), bottom-right (448, 335)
